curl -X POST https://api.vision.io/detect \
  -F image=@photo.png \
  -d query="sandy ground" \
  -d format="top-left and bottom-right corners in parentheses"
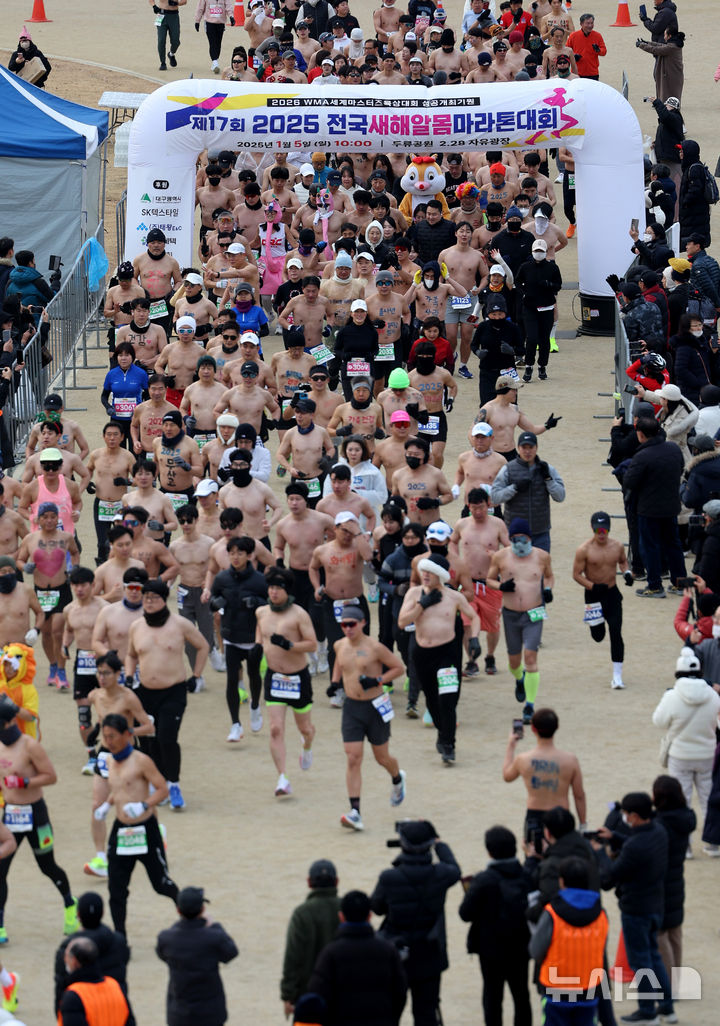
top-left (1, 0), bottom-right (720, 1023)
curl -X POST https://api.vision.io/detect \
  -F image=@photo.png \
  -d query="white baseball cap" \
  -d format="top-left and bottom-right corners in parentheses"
top-left (287, 257), bottom-right (303, 270)
top-left (532, 239), bottom-right (548, 252)
top-left (299, 163), bottom-right (314, 176)
top-left (335, 511), bottom-right (359, 526)
top-left (489, 264), bottom-right (506, 276)
top-left (350, 299), bottom-right (367, 312)
top-left (227, 243), bottom-right (245, 255)
top-left (184, 273), bottom-right (203, 286)
top-left (471, 422), bottom-right (493, 437)
top-left (194, 480), bottom-right (219, 497)
top-left (240, 331), bottom-right (259, 346)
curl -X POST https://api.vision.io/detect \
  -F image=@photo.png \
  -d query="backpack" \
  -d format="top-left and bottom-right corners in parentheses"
top-left (693, 163), bottom-right (720, 205)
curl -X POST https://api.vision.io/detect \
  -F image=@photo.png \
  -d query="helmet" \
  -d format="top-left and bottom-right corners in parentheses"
top-left (388, 368), bottom-right (410, 390)
top-left (646, 353), bottom-right (666, 370)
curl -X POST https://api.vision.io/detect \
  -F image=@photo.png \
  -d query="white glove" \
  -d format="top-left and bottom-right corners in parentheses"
top-left (24, 628), bottom-right (38, 646)
top-left (93, 801), bottom-right (110, 821)
top-left (451, 484), bottom-right (460, 500)
top-left (122, 801), bottom-right (147, 819)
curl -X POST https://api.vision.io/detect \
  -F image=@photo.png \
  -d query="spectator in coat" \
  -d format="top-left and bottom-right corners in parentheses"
top-left (58, 937), bottom-right (131, 1026)
top-left (654, 382), bottom-right (699, 464)
top-left (693, 499), bottom-right (720, 599)
top-left (695, 384), bottom-right (720, 437)
top-left (629, 221), bottom-right (673, 273)
top-left (0, 239), bottom-right (13, 309)
top-left (663, 257), bottom-right (692, 336)
top-left (673, 588), bottom-right (716, 644)
top-left (681, 434), bottom-right (720, 511)
top-left (8, 28), bottom-right (51, 87)
top-left (619, 282), bottom-right (664, 352)
top-left (670, 315), bottom-right (713, 406)
top-left (55, 892), bottom-right (131, 1017)
top-left (458, 825), bottom-right (532, 1026)
top-left (156, 886), bottom-right (239, 1026)
top-left (639, 0), bottom-right (678, 42)
top-left (524, 806), bottom-right (600, 922)
top-left (652, 775), bottom-right (697, 976)
top-left (687, 234), bottom-right (720, 309)
top-left (700, 743), bottom-right (720, 856)
top-left (636, 31), bottom-right (685, 102)
top-left (649, 98), bottom-right (684, 199)
top-left (679, 141), bottom-right (711, 250)
top-left (491, 431), bottom-right (566, 551)
top-left (307, 890), bottom-right (407, 1026)
top-left (5, 250), bottom-right (54, 315)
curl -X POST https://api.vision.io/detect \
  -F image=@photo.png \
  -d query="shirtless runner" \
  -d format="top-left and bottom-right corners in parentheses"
top-left (169, 503), bottom-right (216, 677)
top-left (62, 566), bottom-right (108, 771)
top-left (476, 375), bottom-right (559, 460)
top-left (92, 526), bottom-right (145, 604)
top-left (454, 423), bottom-right (508, 507)
top-left (0, 557), bottom-right (43, 648)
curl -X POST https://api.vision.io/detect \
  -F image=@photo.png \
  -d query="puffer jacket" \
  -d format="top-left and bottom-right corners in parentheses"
top-left (640, 0), bottom-right (677, 42)
top-left (679, 140), bottom-right (711, 247)
top-left (655, 805), bottom-right (696, 930)
top-left (621, 295), bottom-right (664, 349)
top-left (659, 397), bottom-right (699, 463)
top-left (211, 564), bottom-right (267, 643)
top-left (680, 448), bottom-right (720, 510)
top-left (652, 675), bottom-right (720, 760)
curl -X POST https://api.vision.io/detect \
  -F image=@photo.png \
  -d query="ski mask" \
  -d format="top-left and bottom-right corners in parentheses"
top-left (415, 355), bottom-right (436, 375)
top-left (0, 575), bottom-right (17, 595)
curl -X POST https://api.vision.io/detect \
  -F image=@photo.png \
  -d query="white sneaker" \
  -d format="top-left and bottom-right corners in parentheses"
top-left (299, 748), bottom-right (313, 770)
top-left (209, 648), bottom-right (225, 672)
top-left (212, 60), bottom-right (220, 74)
top-left (611, 679), bottom-right (626, 689)
top-left (250, 707), bottom-right (263, 732)
top-left (227, 722), bottom-right (244, 742)
top-left (703, 845), bottom-right (720, 857)
top-left (686, 844), bottom-right (693, 860)
top-left (317, 642), bottom-right (329, 674)
top-left (329, 690), bottom-right (345, 708)
top-left (275, 323), bottom-right (282, 335)
top-left (390, 769), bottom-right (406, 807)
top-left (275, 774), bottom-right (292, 796)
top-left (308, 651), bottom-right (318, 675)
top-left (340, 808), bottom-right (364, 831)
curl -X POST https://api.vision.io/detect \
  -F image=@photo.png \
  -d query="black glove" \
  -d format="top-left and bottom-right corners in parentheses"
top-left (86, 722), bottom-right (100, 747)
top-left (275, 557), bottom-right (285, 568)
top-left (418, 588), bottom-right (443, 609)
top-left (500, 342), bottom-right (515, 357)
top-left (195, 21), bottom-right (200, 31)
top-left (573, 52), bottom-right (582, 61)
top-left (290, 392), bottom-right (301, 409)
top-left (624, 570), bottom-right (634, 587)
top-left (217, 466), bottom-right (231, 483)
top-left (477, 348), bottom-right (489, 361)
top-left (468, 636), bottom-right (481, 660)
top-left (499, 579), bottom-right (516, 592)
top-left (374, 427), bottom-right (386, 439)
top-left (606, 274), bottom-right (621, 292)
top-left (113, 476), bottom-right (132, 487)
top-left (152, 4), bottom-right (161, 11)
top-left (639, 352), bottom-right (652, 366)
top-left (635, 38), bottom-right (642, 47)
top-left (514, 477), bottom-right (530, 493)
top-left (147, 519), bottom-right (163, 531)
top-left (537, 459), bottom-right (552, 479)
top-left (184, 415), bottom-right (196, 432)
top-left (175, 458), bottom-right (192, 472)
top-left (416, 496), bottom-right (440, 510)
top-left (86, 481), bottom-right (97, 495)
top-left (229, 14), bottom-right (235, 25)
top-left (319, 454), bottom-right (335, 475)
top-left (209, 595), bottom-right (225, 611)
top-left (335, 424), bottom-right (352, 437)
top-left (405, 402), bottom-right (420, 419)
top-left (444, 396), bottom-right (454, 413)
top-left (105, 406), bottom-right (114, 417)
top-left (359, 674), bottom-right (380, 691)
top-left (513, 7), bottom-right (522, 20)
top-left (321, 323), bottom-right (331, 335)
top-left (543, 587), bottom-right (553, 604)
top-left (545, 412), bottom-right (561, 429)
top-left (164, 375), bottom-right (176, 389)
top-left (592, 43), bottom-right (601, 52)
top-left (271, 633), bottom-right (293, 650)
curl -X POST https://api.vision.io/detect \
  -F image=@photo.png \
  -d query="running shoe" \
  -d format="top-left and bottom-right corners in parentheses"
top-left (340, 809), bottom-right (364, 831)
top-left (484, 655), bottom-right (498, 676)
top-left (47, 663), bottom-right (58, 687)
top-left (703, 845), bottom-right (720, 857)
top-left (212, 61), bottom-right (220, 74)
top-left (620, 1013), bottom-right (660, 1024)
top-left (250, 707), bottom-right (263, 733)
top-left (538, 366), bottom-right (547, 380)
top-left (635, 587), bottom-right (666, 598)
top-left (168, 52), bottom-right (177, 67)
top-left (159, 63), bottom-right (167, 71)
top-left (169, 783), bottom-right (185, 811)
top-left (666, 585), bottom-right (684, 595)
top-left (0, 929), bottom-right (7, 945)
top-left (522, 367), bottom-right (533, 383)
top-left (611, 678), bottom-right (626, 690)
top-left (316, 643), bottom-right (329, 674)
top-left (209, 648), bottom-right (226, 672)
top-left (64, 901), bottom-right (79, 935)
top-left (458, 365), bottom-right (473, 379)
top-left (299, 749), bottom-right (313, 770)
top-left (515, 672), bottom-right (526, 703)
top-left (56, 668), bottom-right (69, 691)
top-left (462, 660), bottom-right (480, 678)
top-left (275, 775), bottom-right (292, 796)
top-left (390, 769), bottom-right (406, 807)
top-left (522, 702), bottom-right (534, 726)
top-left (227, 723), bottom-right (243, 742)
top-left (565, 223), bottom-right (576, 238)
top-left (423, 709), bottom-right (434, 727)
top-left (441, 746), bottom-right (456, 765)
top-left (83, 855), bottom-right (108, 878)
top-left (81, 756), bottom-right (97, 776)
top-left (405, 702), bottom-right (418, 719)
top-left (1, 971), bottom-right (18, 1013)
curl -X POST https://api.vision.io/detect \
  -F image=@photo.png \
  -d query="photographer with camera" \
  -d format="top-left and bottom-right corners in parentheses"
top-left (5, 251), bottom-right (54, 323)
top-left (370, 819), bottom-right (460, 1026)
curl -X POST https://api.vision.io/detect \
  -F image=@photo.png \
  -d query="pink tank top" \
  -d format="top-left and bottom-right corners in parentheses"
top-left (30, 474), bottom-right (74, 533)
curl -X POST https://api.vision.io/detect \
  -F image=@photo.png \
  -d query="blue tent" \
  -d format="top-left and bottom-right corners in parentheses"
top-left (0, 66), bottom-right (109, 275)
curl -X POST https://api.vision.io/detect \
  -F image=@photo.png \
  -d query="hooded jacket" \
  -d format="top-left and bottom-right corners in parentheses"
top-left (652, 674), bottom-right (720, 760)
top-left (656, 805), bottom-right (696, 930)
top-left (640, 0), bottom-right (677, 42)
top-left (210, 564), bottom-right (268, 642)
top-left (622, 433), bottom-right (684, 517)
top-left (650, 99), bottom-right (684, 163)
top-left (458, 857), bottom-right (531, 953)
top-left (632, 224), bottom-right (673, 272)
top-left (280, 887), bottom-right (341, 1004)
top-left (680, 447), bottom-right (720, 510)
top-left (695, 520), bottom-right (720, 597)
top-left (470, 317), bottom-right (523, 372)
top-left (659, 395), bottom-right (698, 463)
top-left (5, 264), bottom-right (53, 308)
top-left (689, 248), bottom-right (720, 307)
top-left (156, 916), bottom-right (239, 1026)
top-left (679, 140), bottom-right (711, 246)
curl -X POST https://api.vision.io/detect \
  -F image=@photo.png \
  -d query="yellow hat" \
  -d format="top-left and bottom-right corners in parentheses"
top-left (668, 257), bottom-right (692, 275)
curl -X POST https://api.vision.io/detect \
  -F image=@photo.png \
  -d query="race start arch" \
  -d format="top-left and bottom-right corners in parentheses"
top-left (126, 79), bottom-right (644, 298)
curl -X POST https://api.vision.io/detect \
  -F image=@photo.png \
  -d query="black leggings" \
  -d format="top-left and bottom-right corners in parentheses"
top-left (524, 308), bottom-right (554, 369)
top-left (0, 799), bottom-right (72, 917)
top-left (225, 643), bottom-right (262, 723)
top-left (108, 816), bottom-right (178, 936)
top-left (585, 584), bottom-right (624, 663)
top-left (136, 682), bottom-right (187, 782)
top-left (410, 637), bottom-right (462, 748)
top-left (562, 171), bottom-right (576, 226)
top-left (204, 21), bottom-right (225, 60)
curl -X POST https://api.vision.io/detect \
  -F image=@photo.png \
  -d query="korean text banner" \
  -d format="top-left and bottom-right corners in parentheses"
top-left (158, 82), bottom-right (585, 156)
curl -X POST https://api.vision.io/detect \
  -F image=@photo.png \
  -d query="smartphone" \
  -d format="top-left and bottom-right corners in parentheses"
top-left (1, 330), bottom-right (10, 344)
top-left (623, 384), bottom-right (638, 395)
top-left (583, 830), bottom-right (601, 842)
top-left (687, 515), bottom-right (705, 528)
top-left (630, 218), bottom-right (639, 233)
top-left (512, 718), bottom-right (524, 739)
top-left (676, 576), bottom-right (696, 588)
top-left (639, 3), bottom-right (647, 18)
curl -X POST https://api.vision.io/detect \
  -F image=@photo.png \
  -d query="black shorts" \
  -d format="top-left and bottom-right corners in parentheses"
top-left (73, 650), bottom-right (98, 701)
top-left (417, 410), bottom-right (448, 445)
top-left (2, 797), bottom-right (54, 854)
top-left (264, 665), bottom-right (313, 711)
top-left (341, 696), bottom-right (391, 747)
top-left (34, 581), bottom-right (72, 619)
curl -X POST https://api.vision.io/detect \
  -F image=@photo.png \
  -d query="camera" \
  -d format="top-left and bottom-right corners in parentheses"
top-left (582, 830), bottom-right (601, 842)
top-left (687, 515), bottom-right (705, 528)
top-left (49, 254), bottom-right (63, 293)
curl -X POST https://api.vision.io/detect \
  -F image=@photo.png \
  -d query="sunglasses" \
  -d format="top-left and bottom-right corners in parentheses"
top-left (177, 518), bottom-right (195, 525)
top-left (241, 371), bottom-right (258, 378)
top-left (124, 583), bottom-right (143, 590)
top-left (177, 328), bottom-right (194, 334)
top-left (40, 462), bottom-right (62, 471)
top-left (122, 519), bottom-right (140, 527)
top-left (310, 376), bottom-right (327, 382)
top-left (340, 621), bottom-right (358, 629)
top-left (222, 333), bottom-right (239, 340)
top-left (232, 59), bottom-right (243, 63)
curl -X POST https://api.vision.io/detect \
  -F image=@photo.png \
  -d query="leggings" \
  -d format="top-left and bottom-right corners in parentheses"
top-left (410, 636), bottom-right (462, 749)
top-left (205, 21), bottom-right (225, 61)
top-left (136, 682), bottom-right (187, 782)
top-left (562, 171), bottom-right (576, 226)
top-left (0, 799), bottom-right (71, 918)
top-left (524, 308), bottom-right (554, 369)
top-left (585, 584), bottom-right (624, 663)
top-left (225, 643), bottom-right (262, 722)
top-left (108, 816), bottom-right (178, 936)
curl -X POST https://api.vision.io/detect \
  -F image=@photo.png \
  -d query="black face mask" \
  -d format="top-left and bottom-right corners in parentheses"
top-left (161, 429), bottom-right (184, 449)
top-left (0, 576), bottom-right (17, 595)
top-left (130, 318), bottom-right (150, 334)
top-left (0, 724), bottom-right (21, 746)
top-left (430, 542), bottom-right (449, 557)
top-left (208, 177), bottom-right (221, 186)
top-left (269, 596), bottom-right (294, 613)
top-left (232, 468), bottom-right (252, 488)
top-left (406, 455), bottom-right (423, 470)
top-left (184, 291), bottom-right (202, 304)
top-left (122, 597), bottom-right (142, 610)
top-left (245, 198), bottom-right (262, 210)
top-left (402, 540), bottom-right (426, 559)
top-left (415, 356), bottom-right (436, 375)
top-left (146, 248), bottom-right (166, 261)
top-left (350, 396), bottom-right (372, 410)
top-left (506, 221), bottom-right (521, 234)
top-left (221, 342), bottom-right (239, 354)
top-left (144, 605), bottom-right (171, 627)
top-left (487, 219), bottom-right (502, 231)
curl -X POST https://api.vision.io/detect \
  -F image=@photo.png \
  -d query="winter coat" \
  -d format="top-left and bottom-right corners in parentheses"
top-left (640, 0), bottom-right (677, 42)
top-left (622, 434), bottom-right (684, 517)
top-left (5, 264), bottom-right (53, 308)
top-left (659, 396), bottom-right (698, 463)
top-left (8, 42), bottom-right (51, 87)
top-left (642, 283), bottom-right (669, 340)
top-left (679, 141), bottom-right (711, 248)
top-left (514, 258), bottom-right (563, 310)
top-left (308, 921), bottom-right (407, 1026)
top-left (680, 448), bottom-right (720, 510)
top-left (493, 226), bottom-right (535, 275)
top-left (333, 320), bottom-right (379, 373)
top-left (280, 888), bottom-right (341, 1004)
top-left (673, 594), bottom-right (714, 644)
top-left (413, 218), bottom-right (457, 265)
top-left (596, 819), bottom-right (668, 918)
top-left (621, 295), bottom-right (664, 349)
top-left (211, 564), bottom-right (267, 643)
top-left (156, 917), bottom-right (238, 1026)
top-left (524, 830), bottom-right (601, 922)
top-left (529, 888), bottom-right (609, 1000)
top-left (195, 0), bottom-right (234, 23)
top-left (655, 806), bottom-right (696, 929)
top-left (651, 100), bottom-right (685, 164)
top-left (458, 857), bottom-right (531, 953)
top-left (637, 35), bottom-right (684, 102)
top-left (55, 924), bottom-right (131, 1015)
top-left (694, 522), bottom-right (720, 597)
top-left (701, 744), bottom-right (720, 845)
top-left (0, 260), bottom-right (13, 308)
top-left (631, 235), bottom-right (673, 272)
top-left (689, 248), bottom-right (720, 307)
top-left (491, 456), bottom-right (565, 535)
top-left (470, 317), bottom-right (523, 372)
top-left (652, 675), bottom-right (720, 760)
top-left (666, 281), bottom-right (690, 337)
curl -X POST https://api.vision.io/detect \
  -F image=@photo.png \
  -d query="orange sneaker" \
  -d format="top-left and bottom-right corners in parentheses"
top-left (566, 224), bottom-right (576, 239)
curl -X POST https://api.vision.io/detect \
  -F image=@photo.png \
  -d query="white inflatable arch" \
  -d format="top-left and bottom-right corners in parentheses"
top-left (126, 79), bottom-right (644, 297)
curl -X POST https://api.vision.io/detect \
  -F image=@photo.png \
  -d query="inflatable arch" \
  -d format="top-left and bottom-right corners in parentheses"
top-left (126, 79), bottom-right (644, 298)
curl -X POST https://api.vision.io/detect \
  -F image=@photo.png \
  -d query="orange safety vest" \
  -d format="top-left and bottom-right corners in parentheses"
top-left (58, 976), bottom-right (128, 1026)
top-left (538, 904), bottom-right (609, 991)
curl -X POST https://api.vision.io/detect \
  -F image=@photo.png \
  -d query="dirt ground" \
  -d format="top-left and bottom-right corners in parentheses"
top-left (1, 1), bottom-right (719, 1023)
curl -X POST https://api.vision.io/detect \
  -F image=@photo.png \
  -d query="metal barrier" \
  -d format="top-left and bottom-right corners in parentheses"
top-left (116, 190), bottom-right (127, 270)
top-left (8, 223), bottom-right (108, 460)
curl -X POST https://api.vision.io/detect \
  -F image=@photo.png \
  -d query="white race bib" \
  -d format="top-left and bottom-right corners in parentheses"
top-left (4, 804), bottom-right (32, 833)
top-left (451, 294), bottom-right (472, 310)
top-left (437, 666), bottom-right (459, 694)
top-left (177, 585), bottom-right (188, 609)
top-left (113, 398), bottom-right (137, 418)
top-left (499, 366), bottom-right (520, 383)
top-left (98, 499), bottom-right (123, 523)
top-left (209, 3), bottom-right (223, 15)
top-left (154, 13), bottom-right (165, 25)
top-left (583, 602), bottom-right (604, 626)
top-left (346, 360), bottom-right (371, 376)
top-left (421, 415), bottom-right (440, 436)
top-left (371, 692), bottom-right (394, 722)
top-left (149, 299), bottom-right (168, 320)
top-left (309, 342), bottom-right (333, 364)
top-left (77, 650), bottom-right (97, 676)
top-left (37, 589), bottom-right (60, 613)
top-left (117, 825), bottom-right (148, 856)
top-left (270, 672), bottom-right (302, 700)
top-left (96, 751), bottom-right (110, 778)
top-left (376, 343), bottom-right (395, 361)
top-left (168, 491), bottom-right (190, 512)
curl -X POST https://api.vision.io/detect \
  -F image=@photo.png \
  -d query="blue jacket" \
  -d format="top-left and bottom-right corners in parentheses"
top-left (5, 265), bottom-right (53, 310)
top-left (102, 364), bottom-right (149, 418)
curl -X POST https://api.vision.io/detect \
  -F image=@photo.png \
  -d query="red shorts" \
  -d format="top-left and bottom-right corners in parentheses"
top-left (465, 580), bottom-right (502, 634)
top-left (165, 387), bottom-right (185, 408)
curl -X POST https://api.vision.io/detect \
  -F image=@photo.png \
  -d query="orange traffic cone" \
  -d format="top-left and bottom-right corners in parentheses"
top-left (27, 0), bottom-right (52, 22)
top-left (233, 1), bottom-right (245, 27)
top-left (610, 2), bottom-right (636, 27)
top-left (610, 931), bottom-right (634, 983)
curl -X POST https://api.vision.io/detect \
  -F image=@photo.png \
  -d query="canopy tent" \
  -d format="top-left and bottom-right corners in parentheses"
top-left (0, 66), bottom-right (109, 280)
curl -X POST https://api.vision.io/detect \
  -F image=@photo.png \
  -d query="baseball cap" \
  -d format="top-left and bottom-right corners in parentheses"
top-left (240, 360), bottom-right (259, 376)
top-left (487, 296), bottom-right (507, 313)
top-left (489, 162), bottom-right (506, 175)
top-left (281, 49), bottom-right (295, 59)
top-left (471, 422), bottom-right (493, 437)
top-left (273, 17), bottom-right (285, 27)
top-left (531, 239), bottom-right (548, 252)
top-left (299, 163), bottom-right (314, 177)
top-left (478, 52), bottom-right (492, 65)
top-left (517, 431), bottom-right (538, 446)
top-left (195, 480), bottom-right (219, 497)
top-left (177, 886), bottom-right (208, 918)
top-left (43, 393), bottom-right (63, 410)
top-left (227, 243), bottom-right (245, 255)
top-left (39, 448), bottom-right (63, 463)
top-left (335, 511), bottom-right (359, 526)
top-left (390, 410), bottom-right (411, 424)
top-left (489, 264), bottom-right (506, 277)
top-left (240, 331), bottom-right (259, 346)
top-left (409, 55), bottom-right (423, 63)
top-left (294, 396), bottom-right (316, 414)
top-left (235, 281), bottom-right (254, 294)
top-left (286, 257), bottom-right (303, 270)
top-left (590, 511), bottom-right (611, 531)
top-left (308, 859), bottom-right (337, 887)
top-left (184, 272), bottom-right (203, 286)
top-left (495, 374), bottom-right (521, 390)
top-left (426, 520), bottom-right (452, 542)
top-left (350, 299), bottom-right (367, 312)
top-left (77, 892), bottom-right (104, 928)
top-left (375, 271), bottom-right (395, 285)
top-left (321, 57), bottom-right (335, 66)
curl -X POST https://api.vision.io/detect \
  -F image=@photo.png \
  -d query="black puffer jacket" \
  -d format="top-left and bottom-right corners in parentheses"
top-left (694, 520), bottom-right (720, 597)
top-left (681, 449), bottom-right (720, 511)
top-left (458, 857), bottom-right (531, 953)
top-left (597, 820), bottom-right (668, 917)
top-left (651, 100), bottom-right (684, 164)
top-left (679, 140), bottom-right (711, 247)
top-left (672, 333), bottom-right (712, 405)
top-left (640, 0), bottom-right (677, 42)
top-left (622, 434), bottom-right (684, 517)
top-left (525, 830), bottom-right (600, 921)
top-left (156, 917), bottom-right (239, 1026)
top-left (655, 806), bottom-right (696, 929)
top-left (211, 564), bottom-right (267, 643)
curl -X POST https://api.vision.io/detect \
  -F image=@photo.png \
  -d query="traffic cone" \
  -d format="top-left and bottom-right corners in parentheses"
top-left (27, 0), bottom-right (52, 22)
top-left (610, 931), bottom-right (634, 983)
top-left (610, 2), bottom-right (636, 27)
top-left (233, 0), bottom-right (245, 27)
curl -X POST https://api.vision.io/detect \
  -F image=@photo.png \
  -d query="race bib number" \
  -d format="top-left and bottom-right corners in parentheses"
top-left (305, 477), bottom-right (321, 498)
top-left (567, 173), bottom-right (575, 190)
top-left (499, 366), bottom-right (520, 383)
top-left (4, 804), bottom-right (32, 833)
top-left (376, 343), bottom-right (395, 361)
top-left (154, 13), bottom-right (164, 25)
top-left (346, 360), bottom-right (370, 376)
top-left (77, 650), bottom-right (97, 676)
top-left (113, 398), bottom-right (137, 418)
top-left (37, 589), bottom-right (60, 613)
top-left (209, 3), bottom-right (223, 15)
top-left (149, 299), bottom-right (168, 320)
top-left (422, 415), bottom-right (440, 437)
top-left (177, 585), bottom-right (188, 609)
top-left (168, 491), bottom-right (190, 512)
top-left (451, 294), bottom-right (472, 311)
top-left (98, 499), bottom-right (123, 523)
top-left (437, 666), bottom-right (459, 694)
top-left (415, 15), bottom-right (430, 34)
top-left (527, 605), bottom-right (547, 622)
top-left (309, 342), bottom-right (333, 364)
top-left (270, 672), bottom-right (302, 700)
top-left (583, 602), bottom-right (604, 626)
top-left (194, 432), bottom-right (214, 451)
top-left (332, 597), bottom-right (359, 623)
top-left (117, 825), bottom-right (148, 856)
top-left (371, 692), bottom-right (394, 722)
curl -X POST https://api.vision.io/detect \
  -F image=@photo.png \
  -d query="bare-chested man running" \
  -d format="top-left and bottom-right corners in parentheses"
top-left (476, 375), bottom-right (560, 460)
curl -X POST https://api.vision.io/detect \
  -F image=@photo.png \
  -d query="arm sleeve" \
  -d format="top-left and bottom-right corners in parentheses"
top-left (251, 445), bottom-right (272, 483)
